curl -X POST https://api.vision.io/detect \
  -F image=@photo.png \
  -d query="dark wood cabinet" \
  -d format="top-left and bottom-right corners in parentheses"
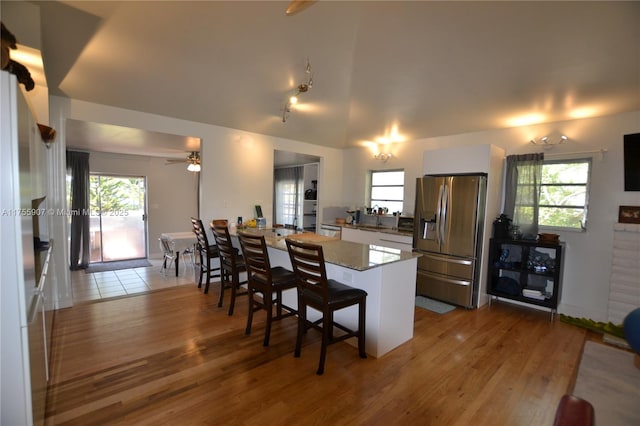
top-left (487, 238), bottom-right (564, 319)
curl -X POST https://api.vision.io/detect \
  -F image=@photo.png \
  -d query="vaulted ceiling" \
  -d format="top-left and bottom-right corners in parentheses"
top-left (28, 1), bottom-right (640, 154)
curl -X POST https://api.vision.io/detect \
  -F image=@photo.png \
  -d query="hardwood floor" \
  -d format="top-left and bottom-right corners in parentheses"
top-left (45, 285), bottom-right (586, 425)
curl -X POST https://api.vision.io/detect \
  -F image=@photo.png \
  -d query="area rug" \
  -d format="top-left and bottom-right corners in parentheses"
top-left (573, 341), bottom-right (640, 425)
top-left (415, 295), bottom-right (456, 314)
top-left (85, 259), bottom-right (152, 273)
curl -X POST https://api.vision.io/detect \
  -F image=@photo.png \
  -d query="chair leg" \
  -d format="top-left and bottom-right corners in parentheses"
top-left (204, 257), bottom-right (212, 294)
top-left (263, 291), bottom-right (273, 346)
top-left (245, 287), bottom-right (254, 335)
top-left (317, 313), bottom-right (331, 375)
top-left (294, 302), bottom-right (305, 358)
top-left (275, 290), bottom-right (283, 319)
top-left (217, 270), bottom-right (226, 307)
top-left (196, 252), bottom-right (203, 288)
top-left (358, 298), bottom-right (367, 359)
top-left (228, 273), bottom-right (237, 316)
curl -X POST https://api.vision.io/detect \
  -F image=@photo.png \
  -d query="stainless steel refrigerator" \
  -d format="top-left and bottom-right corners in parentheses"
top-left (413, 174), bottom-right (487, 308)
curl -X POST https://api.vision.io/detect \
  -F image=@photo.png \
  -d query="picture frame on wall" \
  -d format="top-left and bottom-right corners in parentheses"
top-left (618, 205), bottom-right (640, 224)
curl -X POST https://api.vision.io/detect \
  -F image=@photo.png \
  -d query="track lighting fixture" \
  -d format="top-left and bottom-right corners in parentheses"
top-left (282, 58), bottom-right (313, 123)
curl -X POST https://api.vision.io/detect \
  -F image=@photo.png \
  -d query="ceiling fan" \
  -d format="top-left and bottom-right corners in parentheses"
top-left (285, 0), bottom-right (317, 16)
top-left (165, 151), bottom-right (201, 172)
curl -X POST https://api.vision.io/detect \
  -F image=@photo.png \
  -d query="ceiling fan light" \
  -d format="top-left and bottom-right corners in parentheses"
top-left (187, 163), bottom-right (200, 172)
top-left (289, 95), bottom-right (298, 105)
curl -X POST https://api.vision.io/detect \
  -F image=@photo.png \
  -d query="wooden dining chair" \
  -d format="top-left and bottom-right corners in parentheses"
top-left (285, 239), bottom-right (367, 375)
top-left (238, 232), bottom-right (298, 346)
top-left (210, 220), bottom-right (247, 315)
top-left (190, 217), bottom-right (220, 293)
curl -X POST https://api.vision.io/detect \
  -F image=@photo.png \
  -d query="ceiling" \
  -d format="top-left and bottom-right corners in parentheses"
top-left (27, 1), bottom-right (640, 157)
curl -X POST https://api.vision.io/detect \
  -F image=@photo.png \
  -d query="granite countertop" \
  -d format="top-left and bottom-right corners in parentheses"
top-left (332, 223), bottom-right (413, 237)
top-left (232, 228), bottom-right (418, 271)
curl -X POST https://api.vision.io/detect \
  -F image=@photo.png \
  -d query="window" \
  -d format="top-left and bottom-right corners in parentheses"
top-left (274, 166), bottom-right (302, 227)
top-left (539, 159), bottom-right (591, 231)
top-left (370, 170), bottom-right (405, 213)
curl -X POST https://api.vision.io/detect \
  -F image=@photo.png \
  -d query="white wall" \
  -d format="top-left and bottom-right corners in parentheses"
top-left (199, 129), bottom-right (344, 229)
top-left (46, 93), bottom-right (640, 320)
top-left (48, 96), bottom-right (345, 307)
top-left (342, 111), bottom-right (640, 321)
top-left (88, 152), bottom-right (198, 258)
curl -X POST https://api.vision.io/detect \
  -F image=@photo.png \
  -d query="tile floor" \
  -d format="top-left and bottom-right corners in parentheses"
top-left (71, 258), bottom-right (198, 303)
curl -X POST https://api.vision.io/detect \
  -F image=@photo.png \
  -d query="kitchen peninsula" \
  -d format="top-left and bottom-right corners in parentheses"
top-left (231, 228), bottom-right (419, 357)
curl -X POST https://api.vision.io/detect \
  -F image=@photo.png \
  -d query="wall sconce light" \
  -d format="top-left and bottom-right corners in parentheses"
top-left (530, 135), bottom-right (568, 147)
top-left (282, 58), bottom-right (313, 123)
top-left (374, 152), bottom-right (393, 163)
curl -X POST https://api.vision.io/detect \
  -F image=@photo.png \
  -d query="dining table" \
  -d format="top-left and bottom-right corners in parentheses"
top-left (160, 231), bottom-right (197, 277)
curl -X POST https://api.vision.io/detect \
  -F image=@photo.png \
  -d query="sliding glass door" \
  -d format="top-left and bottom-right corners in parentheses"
top-left (89, 175), bottom-right (147, 262)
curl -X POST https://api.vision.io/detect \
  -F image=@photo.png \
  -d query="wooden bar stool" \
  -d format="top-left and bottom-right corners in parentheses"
top-left (286, 239), bottom-right (367, 375)
top-left (211, 220), bottom-right (247, 316)
top-left (190, 217), bottom-right (220, 293)
top-left (238, 232), bottom-right (298, 346)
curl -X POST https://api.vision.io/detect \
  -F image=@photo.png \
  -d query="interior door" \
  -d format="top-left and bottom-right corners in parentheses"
top-left (90, 175), bottom-right (147, 262)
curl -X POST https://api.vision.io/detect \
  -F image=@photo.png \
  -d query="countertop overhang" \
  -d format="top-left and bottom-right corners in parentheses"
top-left (232, 228), bottom-right (418, 272)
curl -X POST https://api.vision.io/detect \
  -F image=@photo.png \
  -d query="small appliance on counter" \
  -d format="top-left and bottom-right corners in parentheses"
top-left (492, 214), bottom-right (512, 239)
top-left (346, 209), bottom-right (361, 225)
top-left (396, 216), bottom-right (414, 233)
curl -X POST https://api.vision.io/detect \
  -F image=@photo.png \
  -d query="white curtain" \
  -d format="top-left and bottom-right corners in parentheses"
top-left (274, 166), bottom-right (303, 227)
top-left (504, 153), bottom-right (544, 239)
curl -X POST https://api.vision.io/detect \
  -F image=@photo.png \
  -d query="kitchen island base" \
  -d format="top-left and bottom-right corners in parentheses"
top-left (267, 247), bottom-right (417, 358)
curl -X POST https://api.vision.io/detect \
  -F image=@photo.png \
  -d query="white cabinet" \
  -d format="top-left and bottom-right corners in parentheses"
top-left (342, 227), bottom-right (413, 251)
top-left (377, 233), bottom-right (413, 251)
top-left (341, 227), bottom-right (375, 245)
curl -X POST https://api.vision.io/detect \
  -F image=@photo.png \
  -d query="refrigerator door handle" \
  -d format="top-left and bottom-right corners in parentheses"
top-left (435, 184), bottom-right (444, 244)
top-left (439, 184), bottom-right (449, 243)
top-left (418, 270), bottom-right (471, 287)
top-left (421, 252), bottom-right (473, 266)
